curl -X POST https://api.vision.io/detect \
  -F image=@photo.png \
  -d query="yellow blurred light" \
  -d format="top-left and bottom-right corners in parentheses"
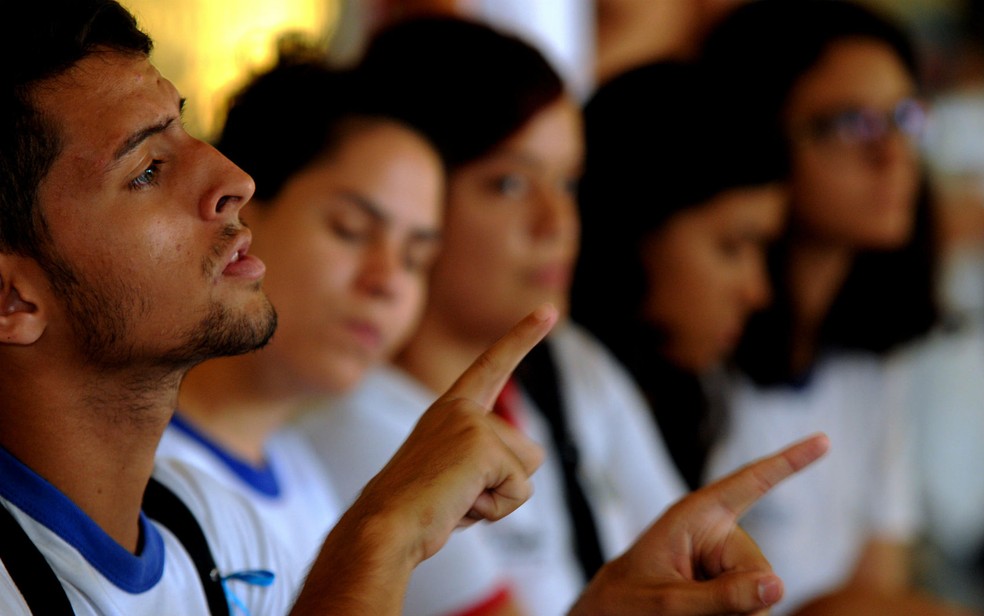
top-left (121, 0), bottom-right (339, 141)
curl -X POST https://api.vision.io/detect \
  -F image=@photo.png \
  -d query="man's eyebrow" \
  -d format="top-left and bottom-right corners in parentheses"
top-left (109, 98), bottom-right (186, 166)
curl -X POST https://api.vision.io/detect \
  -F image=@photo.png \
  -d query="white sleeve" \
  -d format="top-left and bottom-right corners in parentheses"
top-left (404, 525), bottom-right (513, 616)
top-left (551, 324), bottom-right (687, 556)
top-left (152, 459), bottom-right (301, 614)
top-left (297, 381), bottom-right (513, 616)
top-left (0, 565), bottom-right (30, 616)
top-left (867, 347), bottom-right (924, 543)
top-left (899, 328), bottom-right (984, 557)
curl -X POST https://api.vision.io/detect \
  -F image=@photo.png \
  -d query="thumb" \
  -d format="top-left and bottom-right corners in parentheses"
top-left (666, 571), bottom-right (783, 616)
top-left (675, 572), bottom-right (784, 615)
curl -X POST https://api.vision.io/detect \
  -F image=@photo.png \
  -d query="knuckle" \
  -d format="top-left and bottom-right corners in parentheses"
top-left (471, 349), bottom-right (502, 375)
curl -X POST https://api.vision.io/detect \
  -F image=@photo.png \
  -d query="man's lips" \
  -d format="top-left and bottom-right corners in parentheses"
top-left (221, 230), bottom-right (265, 280)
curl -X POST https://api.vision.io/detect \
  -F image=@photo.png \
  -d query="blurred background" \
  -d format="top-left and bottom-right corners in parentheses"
top-left (122, 0), bottom-right (984, 276)
top-left (120, 0), bottom-right (340, 140)
top-left (120, 0), bottom-right (984, 607)
top-left (120, 1), bottom-right (979, 138)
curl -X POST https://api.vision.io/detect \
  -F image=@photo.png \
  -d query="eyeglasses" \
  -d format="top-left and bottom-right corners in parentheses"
top-left (792, 98), bottom-right (928, 149)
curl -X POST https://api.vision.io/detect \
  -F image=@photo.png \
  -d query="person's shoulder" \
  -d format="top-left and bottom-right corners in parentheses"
top-left (267, 427), bottom-right (341, 498)
top-left (550, 319), bottom-right (602, 351)
top-left (0, 575), bottom-right (29, 616)
top-left (152, 457), bottom-right (264, 533)
top-left (150, 459), bottom-right (300, 612)
top-left (550, 320), bottom-right (647, 396)
top-left (290, 366), bottom-right (433, 501)
top-left (152, 457), bottom-right (285, 562)
top-left (297, 364), bottom-right (436, 436)
top-left (550, 320), bottom-right (628, 372)
top-left (154, 421), bottom-right (218, 475)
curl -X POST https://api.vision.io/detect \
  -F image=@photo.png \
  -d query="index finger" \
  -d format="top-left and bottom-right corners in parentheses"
top-left (707, 433), bottom-right (830, 518)
top-left (440, 303), bottom-right (559, 411)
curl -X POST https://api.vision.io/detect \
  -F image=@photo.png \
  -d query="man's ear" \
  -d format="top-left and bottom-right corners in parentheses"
top-left (0, 256), bottom-right (47, 345)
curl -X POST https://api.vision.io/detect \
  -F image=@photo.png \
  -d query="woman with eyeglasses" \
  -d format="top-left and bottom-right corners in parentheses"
top-left (694, 1), bottom-right (972, 615)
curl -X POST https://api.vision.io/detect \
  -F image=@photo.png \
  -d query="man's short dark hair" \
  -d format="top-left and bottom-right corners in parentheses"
top-left (0, 1), bottom-right (152, 258)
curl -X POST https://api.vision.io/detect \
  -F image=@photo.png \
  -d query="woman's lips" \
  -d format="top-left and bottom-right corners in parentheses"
top-left (345, 320), bottom-right (383, 352)
top-left (529, 262), bottom-right (572, 289)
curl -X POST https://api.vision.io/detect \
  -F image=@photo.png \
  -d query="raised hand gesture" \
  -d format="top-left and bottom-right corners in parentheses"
top-left (293, 304), bottom-right (558, 615)
top-left (570, 434), bottom-right (831, 616)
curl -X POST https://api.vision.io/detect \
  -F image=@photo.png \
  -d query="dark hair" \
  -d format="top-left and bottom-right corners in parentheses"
top-left (572, 60), bottom-right (787, 363)
top-left (0, 1), bottom-right (152, 258)
top-left (355, 15), bottom-right (565, 169)
top-left (215, 52), bottom-right (430, 203)
top-left (570, 60), bottom-right (787, 488)
top-left (700, 0), bottom-right (939, 385)
top-left (700, 0), bottom-right (919, 146)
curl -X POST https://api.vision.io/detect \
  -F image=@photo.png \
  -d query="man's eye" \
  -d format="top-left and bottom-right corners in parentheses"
top-left (129, 161), bottom-right (163, 190)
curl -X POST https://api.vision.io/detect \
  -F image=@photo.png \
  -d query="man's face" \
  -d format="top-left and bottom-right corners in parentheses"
top-left (32, 51), bottom-right (275, 371)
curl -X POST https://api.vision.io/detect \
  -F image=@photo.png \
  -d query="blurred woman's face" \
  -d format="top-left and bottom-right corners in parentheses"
top-left (244, 122), bottom-right (443, 394)
top-left (783, 38), bottom-right (924, 249)
top-left (640, 184), bottom-right (787, 372)
top-left (426, 96), bottom-right (583, 345)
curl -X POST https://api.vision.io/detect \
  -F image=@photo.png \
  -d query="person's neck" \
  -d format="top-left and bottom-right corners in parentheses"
top-left (0, 363), bottom-right (180, 553)
top-left (178, 353), bottom-right (300, 466)
top-left (786, 235), bottom-right (855, 375)
top-left (395, 315), bottom-right (492, 395)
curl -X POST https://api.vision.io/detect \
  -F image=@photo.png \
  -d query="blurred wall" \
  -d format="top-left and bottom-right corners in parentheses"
top-left (121, 0), bottom-right (340, 141)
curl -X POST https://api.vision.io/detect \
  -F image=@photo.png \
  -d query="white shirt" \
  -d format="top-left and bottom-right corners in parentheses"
top-left (903, 323), bottom-right (984, 560)
top-left (299, 366), bottom-right (522, 616)
top-left (156, 416), bottom-right (342, 585)
top-left (0, 448), bottom-right (300, 615)
top-left (705, 350), bottom-right (922, 615)
top-left (296, 321), bottom-right (686, 616)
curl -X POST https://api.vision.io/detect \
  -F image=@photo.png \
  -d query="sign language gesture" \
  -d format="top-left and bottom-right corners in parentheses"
top-left (294, 304), bottom-right (558, 614)
top-left (294, 305), bottom-right (828, 616)
top-left (570, 433), bottom-right (831, 616)
top-left (360, 303), bottom-right (559, 557)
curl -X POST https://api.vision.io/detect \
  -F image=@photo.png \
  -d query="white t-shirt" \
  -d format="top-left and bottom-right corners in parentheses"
top-left (704, 350), bottom-right (922, 615)
top-left (299, 366), bottom-right (526, 616)
top-left (156, 415), bottom-right (342, 585)
top-left (0, 447), bottom-right (301, 615)
top-left (296, 321), bottom-right (686, 616)
top-left (903, 323), bottom-right (984, 560)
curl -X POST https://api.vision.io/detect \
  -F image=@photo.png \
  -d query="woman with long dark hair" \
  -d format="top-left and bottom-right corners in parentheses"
top-left (571, 59), bottom-right (788, 491)
top-left (697, 2), bottom-right (961, 614)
